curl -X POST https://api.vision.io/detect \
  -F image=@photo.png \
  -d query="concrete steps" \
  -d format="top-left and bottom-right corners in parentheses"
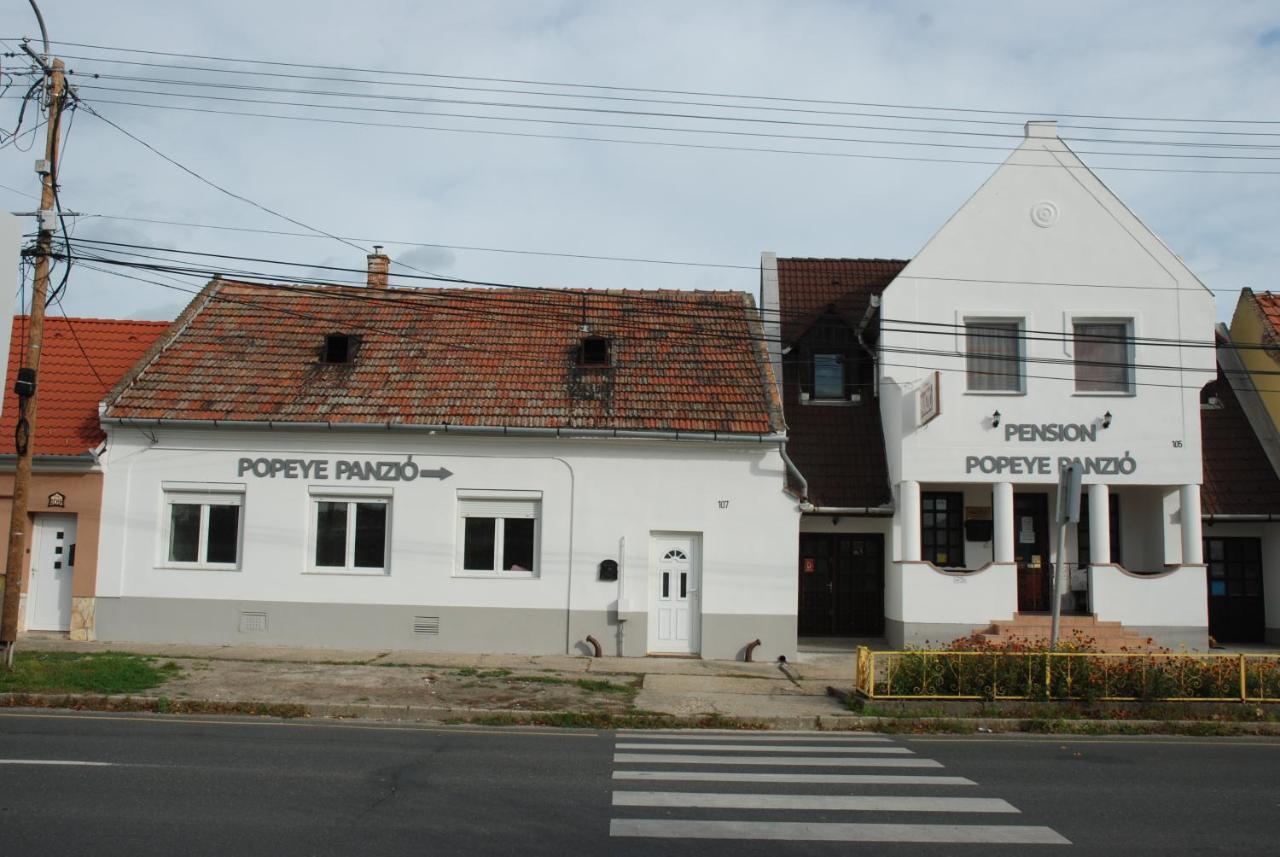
top-left (976, 614), bottom-right (1159, 652)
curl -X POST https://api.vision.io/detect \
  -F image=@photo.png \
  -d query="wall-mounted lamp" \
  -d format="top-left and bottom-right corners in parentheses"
top-left (991, 410), bottom-right (1001, 428)
top-left (1102, 411), bottom-right (1113, 429)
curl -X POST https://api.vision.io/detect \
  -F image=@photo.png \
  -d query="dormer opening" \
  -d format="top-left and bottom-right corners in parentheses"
top-left (578, 336), bottom-right (611, 367)
top-left (321, 333), bottom-right (355, 364)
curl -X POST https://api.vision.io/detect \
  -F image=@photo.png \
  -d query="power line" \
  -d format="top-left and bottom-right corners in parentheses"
top-left (37, 38), bottom-right (1280, 126)
top-left (76, 258), bottom-right (1265, 397)
top-left (67, 74), bottom-right (1280, 155)
top-left (72, 95), bottom-right (1280, 177)
top-left (65, 242), bottom-right (1263, 375)
top-left (52, 51), bottom-right (1280, 139)
top-left (73, 212), bottom-right (759, 272)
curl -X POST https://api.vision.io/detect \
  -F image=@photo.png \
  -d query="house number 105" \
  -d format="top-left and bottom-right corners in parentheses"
top-left (1171, 440), bottom-right (1183, 448)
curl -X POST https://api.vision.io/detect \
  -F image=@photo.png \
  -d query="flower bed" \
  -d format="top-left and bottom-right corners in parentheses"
top-left (856, 638), bottom-right (1280, 702)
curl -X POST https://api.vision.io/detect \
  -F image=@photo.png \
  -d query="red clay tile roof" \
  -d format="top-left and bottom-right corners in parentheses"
top-left (1252, 291), bottom-right (1280, 336)
top-left (777, 258), bottom-right (907, 343)
top-left (776, 258), bottom-right (904, 507)
top-left (103, 280), bottom-right (784, 434)
top-left (1201, 348), bottom-right (1280, 516)
top-left (0, 316), bottom-right (169, 456)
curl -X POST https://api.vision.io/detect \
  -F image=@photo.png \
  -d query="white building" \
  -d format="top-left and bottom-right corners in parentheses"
top-left (764, 121), bottom-right (1218, 650)
top-left (91, 273), bottom-right (799, 659)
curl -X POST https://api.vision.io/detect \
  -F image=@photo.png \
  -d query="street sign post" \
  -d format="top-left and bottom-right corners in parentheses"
top-left (1050, 464), bottom-right (1083, 647)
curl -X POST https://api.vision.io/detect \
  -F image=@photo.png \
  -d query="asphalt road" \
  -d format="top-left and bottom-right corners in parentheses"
top-left (0, 710), bottom-right (1277, 855)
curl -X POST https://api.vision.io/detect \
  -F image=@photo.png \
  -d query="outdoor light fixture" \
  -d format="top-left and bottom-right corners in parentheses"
top-left (991, 410), bottom-right (1001, 428)
top-left (1102, 411), bottom-right (1113, 429)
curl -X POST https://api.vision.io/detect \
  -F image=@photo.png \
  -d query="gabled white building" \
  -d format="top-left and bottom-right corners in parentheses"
top-left (766, 121), bottom-right (1218, 650)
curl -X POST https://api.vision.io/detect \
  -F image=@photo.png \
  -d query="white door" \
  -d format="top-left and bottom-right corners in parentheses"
top-left (27, 514), bottom-right (76, 632)
top-left (648, 534), bottom-right (701, 655)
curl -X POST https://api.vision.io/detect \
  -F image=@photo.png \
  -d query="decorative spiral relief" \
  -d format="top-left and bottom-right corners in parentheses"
top-left (1030, 200), bottom-right (1059, 228)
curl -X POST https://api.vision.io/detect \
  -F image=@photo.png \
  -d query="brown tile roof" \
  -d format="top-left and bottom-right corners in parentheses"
top-left (776, 258), bottom-right (904, 507)
top-left (0, 316), bottom-right (169, 456)
top-left (1201, 349), bottom-right (1280, 516)
top-left (785, 401), bottom-right (893, 508)
top-left (1252, 291), bottom-right (1280, 336)
top-left (777, 257), bottom-right (907, 343)
top-left (103, 280), bottom-right (784, 434)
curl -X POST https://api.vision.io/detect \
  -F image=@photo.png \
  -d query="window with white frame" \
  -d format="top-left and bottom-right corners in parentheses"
top-left (164, 490), bottom-right (243, 568)
top-left (457, 496), bottom-right (540, 575)
top-left (1074, 320), bottom-right (1133, 393)
top-left (965, 320), bottom-right (1023, 392)
top-left (311, 496), bottom-right (389, 572)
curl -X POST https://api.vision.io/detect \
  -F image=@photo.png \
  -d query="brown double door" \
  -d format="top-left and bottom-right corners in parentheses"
top-left (798, 533), bottom-right (885, 637)
top-left (1015, 493), bottom-right (1052, 612)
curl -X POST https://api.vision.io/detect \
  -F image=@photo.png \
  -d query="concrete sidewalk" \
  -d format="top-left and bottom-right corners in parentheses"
top-left (15, 637), bottom-right (858, 723)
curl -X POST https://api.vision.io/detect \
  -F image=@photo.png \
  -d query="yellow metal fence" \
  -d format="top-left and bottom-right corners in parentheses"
top-left (855, 646), bottom-right (1280, 702)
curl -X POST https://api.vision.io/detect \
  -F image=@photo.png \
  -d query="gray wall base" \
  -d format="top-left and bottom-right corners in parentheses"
top-left (1129, 625), bottom-right (1211, 652)
top-left (95, 597), bottom-right (796, 660)
top-left (885, 619), bottom-right (984, 650)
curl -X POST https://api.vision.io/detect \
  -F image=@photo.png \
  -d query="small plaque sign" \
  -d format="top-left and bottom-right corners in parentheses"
top-left (802, 558), bottom-right (816, 574)
top-left (47, 491), bottom-right (65, 508)
top-left (918, 371), bottom-right (941, 427)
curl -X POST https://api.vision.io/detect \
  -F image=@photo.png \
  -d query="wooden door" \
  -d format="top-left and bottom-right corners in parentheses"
top-left (1014, 494), bottom-right (1051, 613)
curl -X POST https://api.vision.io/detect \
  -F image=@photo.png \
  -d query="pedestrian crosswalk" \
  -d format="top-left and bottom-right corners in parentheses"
top-left (608, 729), bottom-right (1070, 845)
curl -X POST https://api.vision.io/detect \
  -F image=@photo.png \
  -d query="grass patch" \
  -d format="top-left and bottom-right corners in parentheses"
top-left (503, 674), bottom-right (639, 697)
top-left (0, 652), bottom-right (181, 694)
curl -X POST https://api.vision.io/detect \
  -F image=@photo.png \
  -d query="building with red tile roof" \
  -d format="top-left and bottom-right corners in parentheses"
top-left (2, 316), bottom-right (169, 639)
top-left (91, 269), bottom-right (800, 659)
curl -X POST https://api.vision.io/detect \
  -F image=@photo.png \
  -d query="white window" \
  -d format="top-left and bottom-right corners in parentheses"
top-left (965, 320), bottom-right (1023, 393)
top-left (310, 496), bottom-right (389, 573)
top-left (457, 496), bottom-right (540, 576)
top-left (163, 490), bottom-right (243, 569)
top-left (1074, 320), bottom-right (1133, 393)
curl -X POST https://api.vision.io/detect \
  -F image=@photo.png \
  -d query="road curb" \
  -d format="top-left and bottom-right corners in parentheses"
top-left (3, 693), bottom-right (1277, 735)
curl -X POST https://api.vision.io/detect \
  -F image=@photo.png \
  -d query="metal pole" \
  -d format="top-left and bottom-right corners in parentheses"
top-left (1049, 517), bottom-right (1067, 649)
top-left (0, 55), bottom-right (65, 668)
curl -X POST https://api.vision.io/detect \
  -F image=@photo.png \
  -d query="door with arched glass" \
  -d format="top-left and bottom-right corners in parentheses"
top-left (648, 533), bottom-right (701, 655)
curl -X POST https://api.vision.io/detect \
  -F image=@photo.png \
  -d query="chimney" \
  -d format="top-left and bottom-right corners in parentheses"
top-left (1024, 120), bottom-right (1058, 139)
top-left (367, 245), bottom-right (390, 289)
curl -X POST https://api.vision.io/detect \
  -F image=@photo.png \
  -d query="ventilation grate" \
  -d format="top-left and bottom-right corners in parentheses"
top-left (239, 611), bottom-right (268, 633)
top-left (413, 616), bottom-right (440, 636)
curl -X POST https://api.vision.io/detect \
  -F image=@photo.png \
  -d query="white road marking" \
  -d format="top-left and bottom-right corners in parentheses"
top-left (615, 742), bottom-right (909, 754)
top-left (612, 771), bottom-right (976, 785)
top-left (613, 792), bottom-right (1019, 813)
top-left (613, 753), bottom-right (942, 768)
top-left (609, 819), bottom-right (1070, 844)
top-left (0, 759), bottom-right (113, 766)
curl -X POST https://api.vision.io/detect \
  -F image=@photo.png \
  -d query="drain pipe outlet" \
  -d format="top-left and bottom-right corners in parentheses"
top-left (744, 639), bottom-right (762, 662)
top-left (585, 635), bottom-right (603, 658)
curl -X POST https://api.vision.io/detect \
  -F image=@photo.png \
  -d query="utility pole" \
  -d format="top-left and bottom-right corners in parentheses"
top-left (0, 41), bottom-right (67, 667)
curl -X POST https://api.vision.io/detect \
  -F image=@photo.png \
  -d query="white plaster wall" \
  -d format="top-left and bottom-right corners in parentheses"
top-left (895, 561), bottom-right (1017, 625)
top-left (879, 130), bottom-right (1216, 491)
top-left (1090, 566), bottom-right (1207, 629)
top-left (97, 428), bottom-right (799, 622)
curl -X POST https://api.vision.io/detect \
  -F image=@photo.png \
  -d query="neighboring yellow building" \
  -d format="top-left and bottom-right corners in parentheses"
top-left (1229, 289), bottom-right (1280, 432)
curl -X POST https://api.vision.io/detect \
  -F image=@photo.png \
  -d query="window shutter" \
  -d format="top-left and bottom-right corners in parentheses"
top-left (459, 499), bottom-right (539, 519)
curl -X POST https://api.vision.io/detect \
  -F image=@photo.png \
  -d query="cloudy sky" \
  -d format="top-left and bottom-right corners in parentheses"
top-left (0, 1), bottom-right (1277, 322)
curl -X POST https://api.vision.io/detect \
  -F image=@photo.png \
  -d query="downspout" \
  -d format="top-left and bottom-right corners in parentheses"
top-left (856, 294), bottom-right (881, 399)
top-left (778, 440), bottom-right (808, 505)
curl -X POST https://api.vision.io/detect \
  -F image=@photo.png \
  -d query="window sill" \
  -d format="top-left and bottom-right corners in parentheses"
top-left (304, 568), bottom-right (390, 577)
top-left (1070, 390), bottom-right (1136, 397)
top-left (453, 571), bottom-right (540, 580)
top-left (962, 390), bottom-right (1026, 397)
top-left (801, 398), bottom-right (859, 407)
top-left (159, 563), bottom-right (241, 572)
